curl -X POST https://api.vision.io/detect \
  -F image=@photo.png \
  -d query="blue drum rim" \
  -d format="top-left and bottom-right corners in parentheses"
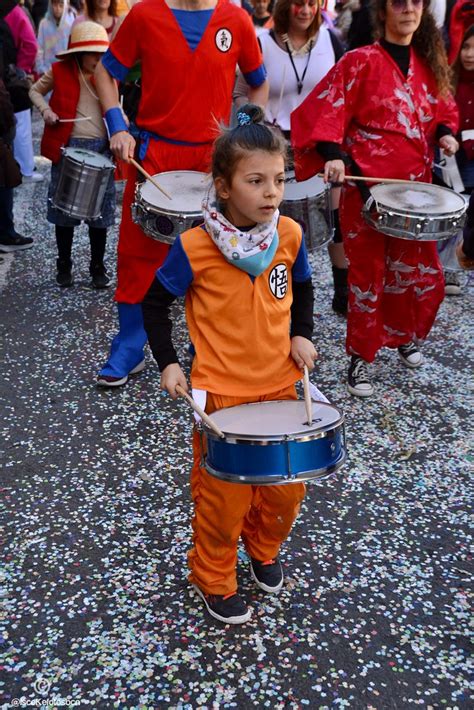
top-left (204, 448), bottom-right (346, 486)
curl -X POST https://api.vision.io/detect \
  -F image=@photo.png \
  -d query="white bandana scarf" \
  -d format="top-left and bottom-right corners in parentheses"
top-left (202, 187), bottom-right (279, 277)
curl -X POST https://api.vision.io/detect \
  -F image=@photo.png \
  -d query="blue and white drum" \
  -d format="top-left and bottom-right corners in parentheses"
top-left (201, 400), bottom-right (346, 485)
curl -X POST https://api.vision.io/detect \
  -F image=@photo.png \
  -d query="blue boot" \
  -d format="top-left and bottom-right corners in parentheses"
top-left (97, 303), bottom-right (147, 387)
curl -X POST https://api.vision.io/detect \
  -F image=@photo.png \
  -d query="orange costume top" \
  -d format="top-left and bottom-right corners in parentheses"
top-left (153, 216), bottom-right (312, 397)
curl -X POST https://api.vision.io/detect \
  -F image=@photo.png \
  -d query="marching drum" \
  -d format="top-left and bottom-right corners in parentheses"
top-left (280, 172), bottom-right (334, 251)
top-left (201, 400), bottom-right (346, 485)
top-left (362, 182), bottom-right (468, 241)
top-left (52, 147), bottom-right (115, 220)
top-left (132, 170), bottom-right (208, 244)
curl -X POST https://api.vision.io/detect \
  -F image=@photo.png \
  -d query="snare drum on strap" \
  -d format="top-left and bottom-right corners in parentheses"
top-left (52, 147), bottom-right (115, 220)
top-left (362, 182), bottom-right (468, 241)
top-left (132, 170), bottom-right (209, 244)
top-left (201, 400), bottom-right (346, 485)
top-left (279, 172), bottom-right (334, 251)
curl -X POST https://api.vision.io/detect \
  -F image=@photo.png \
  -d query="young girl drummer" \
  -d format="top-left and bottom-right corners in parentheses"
top-left (29, 21), bottom-right (116, 289)
top-left (142, 105), bottom-right (317, 625)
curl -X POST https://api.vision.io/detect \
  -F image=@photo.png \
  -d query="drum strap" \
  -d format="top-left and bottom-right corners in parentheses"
top-left (347, 158), bottom-right (372, 203)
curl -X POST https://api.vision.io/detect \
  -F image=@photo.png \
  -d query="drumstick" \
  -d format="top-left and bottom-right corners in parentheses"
top-left (58, 116), bottom-right (92, 123)
top-left (176, 385), bottom-right (225, 439)
top-left (303, 366), bottom-right (312, 426)
top-left (130, 158), bottom-right (172, 201)
top-left (317, 172), bottom-right (431, 186)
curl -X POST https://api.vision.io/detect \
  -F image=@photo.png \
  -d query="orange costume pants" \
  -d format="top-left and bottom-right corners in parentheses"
top-left (188, 385), bottom-right (306, 596)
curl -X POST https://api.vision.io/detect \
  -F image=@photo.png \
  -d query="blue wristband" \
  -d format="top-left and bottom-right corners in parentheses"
top-left (105, 107), bottom-right (128, 137)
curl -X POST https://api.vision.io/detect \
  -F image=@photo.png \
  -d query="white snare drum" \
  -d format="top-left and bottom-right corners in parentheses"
top-left (279, 172), bottom-right (334, 251)
top-left (131, 170), bottom-right (209, 244)
top-left (363, 182), bottom-right (468, 241)
top-left (52, 147), bottom-right (115, 220)
top-left (202, 400), bottom-right (346, 485)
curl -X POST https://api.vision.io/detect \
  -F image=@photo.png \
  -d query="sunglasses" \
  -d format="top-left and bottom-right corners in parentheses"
top-left (389, 0), bottom-right (424, 11)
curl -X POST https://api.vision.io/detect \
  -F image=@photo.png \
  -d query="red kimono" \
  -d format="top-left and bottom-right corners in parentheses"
top-left (291, 43), bottom-right (459, 362)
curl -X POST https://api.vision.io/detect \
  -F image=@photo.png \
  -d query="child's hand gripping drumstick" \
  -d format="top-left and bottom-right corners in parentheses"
top-left (130, 158), bottom-right (172, 201)
top-left (176, 385), bottom-right (225, 439)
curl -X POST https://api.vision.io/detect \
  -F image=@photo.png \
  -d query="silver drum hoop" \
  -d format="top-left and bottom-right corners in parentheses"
top-left (131, 170), bottom-right (207, 244)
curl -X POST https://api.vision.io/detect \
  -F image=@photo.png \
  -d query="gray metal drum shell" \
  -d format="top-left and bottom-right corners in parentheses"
top-left (53, 154), bottom-right (114, 220)
top-left (131, 192), bottom-right (203, 244)
top-left (362, 198), bottom-right (468, 241)
top-left (279, 189), bottom-right (333, 251)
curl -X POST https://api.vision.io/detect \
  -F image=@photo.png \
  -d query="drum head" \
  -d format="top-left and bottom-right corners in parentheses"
top-left (371, 183), bottom-right (466, 215)
top-left (209, 400), bottom-right (342, 439)
top-left (284, 171), bottom-right (326, 201)
top-left (139, 170), bottom-right (209, 212)
top-left (63, 147), bottom-right (114, 169)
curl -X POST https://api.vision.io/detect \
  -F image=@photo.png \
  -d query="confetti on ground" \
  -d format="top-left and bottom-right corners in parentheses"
top-left (0, 116), bottom-right (472, 708)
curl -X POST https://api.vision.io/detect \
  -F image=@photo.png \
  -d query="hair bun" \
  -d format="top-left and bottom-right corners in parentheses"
top-left (236, 103), bottom-right (265, 127)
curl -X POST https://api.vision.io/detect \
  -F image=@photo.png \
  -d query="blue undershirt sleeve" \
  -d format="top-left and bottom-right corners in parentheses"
top-left (242, 64), bottom-right (267, 88)
top-left (156, 236), bottom-right (194, 297)
top-left (292, 232), bottom-right (312, 282)
top-left (101, 49), bottom-right (130, 82)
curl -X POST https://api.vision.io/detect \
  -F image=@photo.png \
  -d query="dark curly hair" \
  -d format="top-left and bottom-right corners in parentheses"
top-left (370, 0), bottom-right (452, 95)
top-left (452, 24), bottom-right (474, 89)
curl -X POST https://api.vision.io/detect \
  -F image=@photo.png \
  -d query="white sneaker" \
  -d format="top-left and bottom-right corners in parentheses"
top-left (22, 171), bottom-right (44, 183)
top-left (96, 359), bottom-right (146, 388)
top-left (398, 342), bottom-right (423, 368)
top-left (444, 271), bottom-right (462, 296)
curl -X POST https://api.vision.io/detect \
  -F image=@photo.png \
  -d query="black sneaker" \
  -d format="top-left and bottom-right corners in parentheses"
top-left (192, 585), bottom-right (251, 624)
top-left (0, 233), bottom-right (33, 253)
top-left (250, 556), bottom-right (284, 593)
top-left (56, 258), bottom-right (73, 287)
top-left (398, 341), bottom-right (423, 368)
top-left (347, 356), bottom-right (374, 397)
top-left (90, 264), bottom-right (111, 289)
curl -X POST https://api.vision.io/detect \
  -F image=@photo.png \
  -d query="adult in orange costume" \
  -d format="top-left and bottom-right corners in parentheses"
top-left (291, 0), bottom-right (459, 397)
top-left (94, 0), bottom-right (268, 386)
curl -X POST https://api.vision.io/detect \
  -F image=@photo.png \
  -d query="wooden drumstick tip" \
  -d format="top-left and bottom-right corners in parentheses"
top-left (130, 158), bottom-right (173, 201)
top-left (303, 366), bottom-right (312, 426)
top-left (176, 384), bottom-right (225, 439)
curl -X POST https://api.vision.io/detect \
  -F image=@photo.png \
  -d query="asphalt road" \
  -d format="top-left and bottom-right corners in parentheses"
top-left (1, 123), bottom-right (472, 709)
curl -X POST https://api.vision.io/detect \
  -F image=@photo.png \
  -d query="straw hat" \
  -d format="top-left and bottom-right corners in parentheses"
top-left (56, 21), bottom-right (109, 58)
